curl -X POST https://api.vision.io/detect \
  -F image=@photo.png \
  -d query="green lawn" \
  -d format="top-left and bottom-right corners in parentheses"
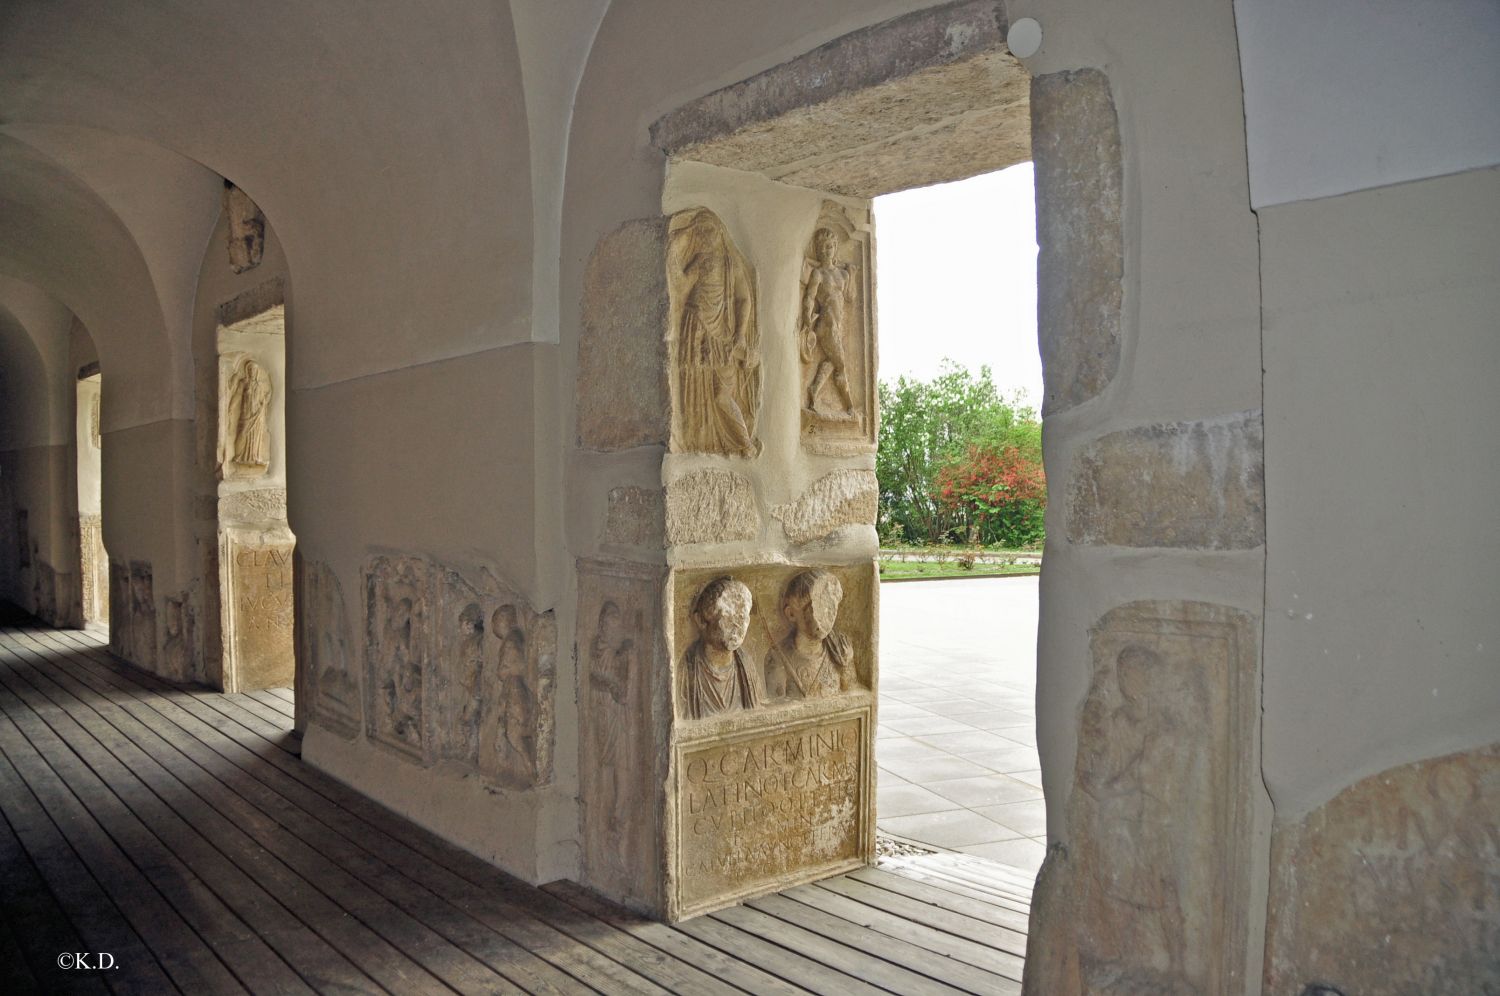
top-left (878, 560), bottom-right (1039, 581)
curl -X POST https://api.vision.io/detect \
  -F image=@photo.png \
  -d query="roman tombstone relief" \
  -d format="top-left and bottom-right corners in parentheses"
top-left (110, 560), bottom-right (158, 669)
top-left (797, 202), bottom-right (875, 452)
top-left (667, 561), bottom-right (877, 919)
top-left (578, 560), bottom-right (665, 909)
top-left (667, 207), bottom-right (762, 457)
top-left (218, 353), bottom-right (272, 480)
top-left (219, 529), bottom-right (295, 690)
top-left (478, 600), bottom-right (557, 789)
top-left (224, 182), bottom-right (266, 273)
top-left (79, 513), bottom-right (106, 624)
top-left (1026, 601), bottom-right (1256, 995)
top-left (296, 558), bottom-right (360, 738)
top-left (364, 555), bottom-right (429, 760)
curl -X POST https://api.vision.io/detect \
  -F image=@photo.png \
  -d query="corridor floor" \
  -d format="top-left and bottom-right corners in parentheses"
top-left (0, 615), bottom-right (1029, 994)
top-left (876, 577), bottom-right (1046, 876)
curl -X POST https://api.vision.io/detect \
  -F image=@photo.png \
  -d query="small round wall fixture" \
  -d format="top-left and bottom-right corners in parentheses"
top-left (1007, 17), bottom-right (1043, 59)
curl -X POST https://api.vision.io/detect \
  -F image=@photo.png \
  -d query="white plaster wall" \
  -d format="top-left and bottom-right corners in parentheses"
top-left (1235, 0), bottom-right (1500, 208)
top-left (1261, 165), bottom-right (1500, 817)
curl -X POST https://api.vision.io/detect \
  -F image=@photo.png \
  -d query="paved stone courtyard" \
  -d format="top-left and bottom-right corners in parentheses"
top-left (877, 576), bottom-right (1046, 876)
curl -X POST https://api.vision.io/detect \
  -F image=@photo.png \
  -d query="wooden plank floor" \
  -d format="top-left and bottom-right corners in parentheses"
top-left (0, 612), bottom-right (1030, 995)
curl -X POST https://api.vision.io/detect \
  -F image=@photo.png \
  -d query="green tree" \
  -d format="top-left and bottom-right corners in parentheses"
top-left (876, 361), bottom-right (1042, 546)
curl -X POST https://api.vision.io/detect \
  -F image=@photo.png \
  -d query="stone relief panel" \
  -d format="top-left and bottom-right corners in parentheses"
top-left (1263, 744), bottom-right (1500, 995)
top-left (667, 207), bottom-right (762, 458)
top-left (798, 202), bottom-right (875, 453)
top-left (218, 353), bottom-right (273, 481)
top-left (670, 562), bottom-right (875, 723)
top-left (1032, 68), bottom-right (1123, 416)
top-left (578, 218), bottom-right (670, 451)
top-left (162, 590), bottom-right (198, 683)
top-left (1023, 601), bottom-right (1256, 996)
top-left (224, 183), bottom-right (265, 273)
top-left (218, 487), bottom-right (288, 527)
top-left (108, 560), bottom-right (157, 670)
top-left (1067, 412), bottom-right (1265, 551)
top-left (664, 469), bottom-right (759, 547)
top-left (220, 529), bottom-right (295, 692)
top-left (770, 469), bottom-right (878, 546)
top-left (295, 558), bottom-right (360, 738)
top-left (79, 513), bottom-right (108, 625)
top-left (578, 560), bottom-right (666, 908)
top-left (88, 392), bottom-right (101, 449)
top-left (602, 486), bottom-right (665, 549)
top-left (362, 554), bottom-right (555, 786)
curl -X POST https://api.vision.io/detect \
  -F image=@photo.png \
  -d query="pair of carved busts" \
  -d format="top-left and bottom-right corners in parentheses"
top-left (678, 569), bottom-right (855, 720)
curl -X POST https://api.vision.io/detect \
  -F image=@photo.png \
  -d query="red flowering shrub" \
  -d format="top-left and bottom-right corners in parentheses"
top-left (931, 443), bottom-right (1046, 548)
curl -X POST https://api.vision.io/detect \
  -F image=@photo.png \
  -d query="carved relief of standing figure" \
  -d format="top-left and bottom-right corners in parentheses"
top-left (668, 208), bottom-right (761, 457)
top-left (765, 569), bottom-right (854, 702)
top-left (799, 227), bottom-right (857, 416)
top-left (222, 356), bottom-right (272, 473)
top-left (492, 605), bottom-right (536, 783)
top-left (679, 576), bottom-right (758, 719)
top-left (588, 601), bottom-right (635, 875)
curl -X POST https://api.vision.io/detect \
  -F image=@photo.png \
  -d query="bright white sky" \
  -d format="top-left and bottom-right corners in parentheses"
top-left (873, 162), bottom-right (1041, 406)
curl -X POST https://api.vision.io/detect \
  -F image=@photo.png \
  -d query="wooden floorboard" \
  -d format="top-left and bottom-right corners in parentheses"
top-left (1, 616), bottom-right (1031, 994)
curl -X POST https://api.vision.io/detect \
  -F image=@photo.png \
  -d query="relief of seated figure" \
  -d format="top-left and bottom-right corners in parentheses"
top-left (679, 575), bottom-right (759, 719)
top-left (765, 569), bottom-right (854, 702)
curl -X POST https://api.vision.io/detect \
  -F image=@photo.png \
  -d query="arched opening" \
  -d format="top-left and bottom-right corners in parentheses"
top-left (75, 360), bottom-right (106, 629)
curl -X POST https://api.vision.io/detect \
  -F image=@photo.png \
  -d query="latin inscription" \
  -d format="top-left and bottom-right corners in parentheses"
top-left (677, 713), bottom-right (864, 914)
top-left (227, 538), bottom-right (295, 688)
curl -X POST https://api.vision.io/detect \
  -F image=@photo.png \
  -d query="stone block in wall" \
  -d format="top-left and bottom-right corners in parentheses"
top-left (295, 557), bottom-right (360, 739)
top-left (108, 560), bottom-right (157, 670)
top-left (79, 514), bottom-right (107, 625)
top-left (603, 486), bottom-right (664, 550)
top-left (362, 554), bottom-right (555, 788)
top-left (219, 528), bottom-right (295, 691)
top-left (1024, 600), bottom-right (1257, 995)
top-left (578, 559), bottom-right (668, 910)
top-left (1263, 744), bottom-right (1500, 995)
top-left (1032, 68), bottom-right (1123, 415)
top-left (1067, 411), bottom-right (1265, 550)
top-left (770, 470), bottom-right (878, 546)
top-left (578, 218), bottom-right (670, 451)
top-left (664, 561), bottom-right (878, 919)
top-left (665, 469), bottom-right (759, 546)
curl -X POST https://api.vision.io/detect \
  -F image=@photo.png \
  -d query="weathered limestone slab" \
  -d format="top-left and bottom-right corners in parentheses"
top-left (1024, 600), bottom-right (1257, 996)
top-left (577, 559), bottom-right (668, 911)
top-left (295, 557), bottom-right (360, 738)
top-left (603, 486), bottom-right (665, 549)
top-left (224, 183), bottom-right (265, 273)
top-left (218, 487), bottom-right (287, 526)
top-left (109, 560), bottom-right (157, 670)
top-left (577, 218), bottom-right (670, 451)
top-left (665, 469), bottom-right (759, 546)
top-left (362, 553), bottom-right (555, 787)
top-left (1263, 744), bottom-right (1500, 995)
top-left (219, 529), bottom-right (295, 691)
top-left (217, 352), bottom-right (272, 481)
top-left (667, 207), bottom-right (762, 457)
top-left (797, 202), bottom-right (875, 452)
top-left (771, 469), bottom-right (878, 545)
top-left (79, 513), bottom-right (107, 624)
top-left (162, 589), bottom-right (198, 682)
top-left (1067, 412), bottom-right (1265, 550)
top-left (1032, 68), bottom-right (1123, 415)
top-left (649, 1), bottom-right (1029, 197)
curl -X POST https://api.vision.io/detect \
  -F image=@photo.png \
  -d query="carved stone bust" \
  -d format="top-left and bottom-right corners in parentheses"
top-left (765, 569), bottom-right (853, 702)
top-left (679, 575), bottom-right (758, 719)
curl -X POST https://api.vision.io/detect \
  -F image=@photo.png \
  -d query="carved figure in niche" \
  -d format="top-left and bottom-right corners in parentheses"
top-left (452, 603), bottom-right (486, 763)
top-left (765, 569), bottom-right (854, 702)
top-left (221, 356), bottom-right (272, 476)
top-left (588, 601), bottom-right (636, 877)
top-left (379, 596), bottom-right (423, 748)
top-left (668, 207), bottom-right (761, 458)
top-left (679, 576), bottom-right (758, 718)
top-left (798, 228), bottom-right (857, 418)
top-left (1076, 644), bottom-right (1189, 983)
top-left (224, 182), bottom-right (265, 273)
top-left (490, 604), bottom-right (538, 783)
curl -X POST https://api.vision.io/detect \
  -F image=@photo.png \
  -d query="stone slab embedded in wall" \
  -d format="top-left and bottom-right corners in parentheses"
top-left (665, 469), bottom-right (760, 546)
top-left (577, 218), bottom-right (670, 451)
top-left (79, 513), bottom-right (107, 625)
top-left (578, 559), bottom-right (667, 910)
top-left (108, 561), bottom-right (157, 670)
top-left (648, 1), bottom-right (1030, 197)
top-left (667, 208), bottom-right (762, 458)
top-left (771, 470), bottom-right (878, 546)
top-left (217, 352), bottom-right (273, 481)
top-left (224, 183), bottom-right (265, 273)
top-left (296, 557), bottom-right (360, 739)
top-left (797, 202), bottom-right (876, 453)
top-left (362, 554), bottom-right (555, 788)
top-left (1067, 411), bottom-right (1265, 550)
top-left (1032, 68), bottom-right (1123, 415)
top-left (219, 529), bottom-right (295, 691)
top-left (162, 589), bottom-right (199, 683)
top-left (1024, 601), bottom-right (1257, 996)
top-left (1263, 744), bottom-right (1500, 995)
top-left (218, 487), bottom-right (288, 527)
top-left (603, 486), bottom-right (665, 549)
